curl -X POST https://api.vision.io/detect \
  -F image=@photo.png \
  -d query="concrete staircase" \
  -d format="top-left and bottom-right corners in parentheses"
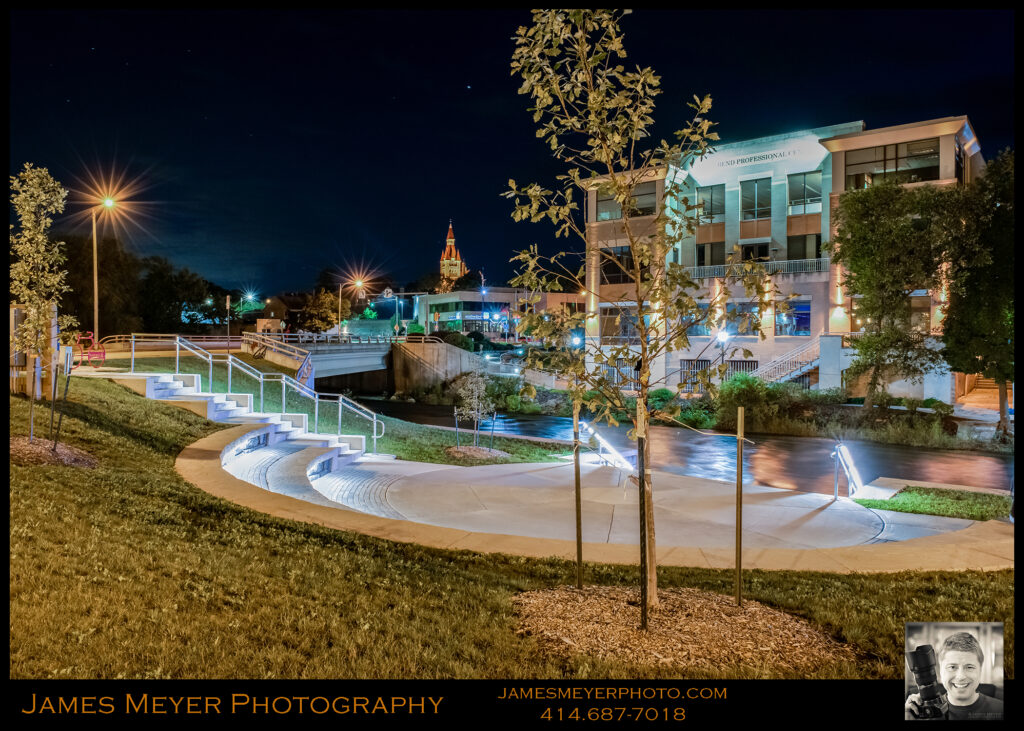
top-left (749, 336), bottom-right (821, 385)
top-left (142, 372), bottom-right (368, 502)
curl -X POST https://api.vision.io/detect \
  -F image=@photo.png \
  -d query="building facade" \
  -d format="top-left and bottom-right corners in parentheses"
top-left (583, 116), bottom-right (984, 399)
top-left (415, 287), bottom-right (584, 340)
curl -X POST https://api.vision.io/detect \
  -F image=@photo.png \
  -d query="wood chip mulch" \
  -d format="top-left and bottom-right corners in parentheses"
top-left (9, 436), bottom-right (98, 469)
top-left (445, 445), bottom-right (511, 460)
top-left (512, 586), bottom-right (858, 674)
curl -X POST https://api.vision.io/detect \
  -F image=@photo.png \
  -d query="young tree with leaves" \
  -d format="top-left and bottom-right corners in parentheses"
top-left (933, 149), bottom-right (1014, 434)
top-left (10, 163), bottom-right (77, 441)
top-left (828, 180), bottom-right (946, 409)
top-left (452, 370), bottom-right (494, 447)
top-left (504, 10), bottom-right (778, 626)
top-left (299, 289), bottom-right (348, 332)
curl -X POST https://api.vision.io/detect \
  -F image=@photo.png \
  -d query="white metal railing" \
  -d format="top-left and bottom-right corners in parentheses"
top-left (240, 332), bottom-right (315, 385)
top-left (685, 256), bottom-right (830, 280)
top-left (260, 332), bottom-right (442, 346)
top-left (748, 335), bottom-right (821, 383)
top-left (127, 334), bottom-right (385, 453)
top-left (101, 333), bottom-right (243, 351)
top-left (831, 441), bottom-right (864, 498)
top-left (579, 420), bottom-right (634, 472)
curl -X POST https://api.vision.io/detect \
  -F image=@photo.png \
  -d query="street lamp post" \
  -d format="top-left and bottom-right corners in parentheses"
top-left (226, 294), bottom-right (231, 353)
top-left (91, 198), bottom-right (114, 339)
top-left (717, 330), bottom-right (731, 385)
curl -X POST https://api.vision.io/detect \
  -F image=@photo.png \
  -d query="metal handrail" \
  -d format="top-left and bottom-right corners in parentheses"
top-left (831, 441), bottom-right (864, 499)
top-left (685, 256), bottom-right (831, 281)
top-left (579, 420), bottom-right (634, 472)
top-left (128, 333), bottom-right (384, 453)
top-left (749, 335), bottom-right (821, 383)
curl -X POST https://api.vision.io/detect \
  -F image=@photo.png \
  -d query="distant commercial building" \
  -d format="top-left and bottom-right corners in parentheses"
top-left (414, 287), bottom-right (584, 339)
top-left (583, 116), bottom-right (984, 400)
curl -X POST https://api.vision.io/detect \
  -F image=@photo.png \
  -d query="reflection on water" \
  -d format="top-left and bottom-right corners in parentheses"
top-left (360, 399), bottom-right (1014, 495)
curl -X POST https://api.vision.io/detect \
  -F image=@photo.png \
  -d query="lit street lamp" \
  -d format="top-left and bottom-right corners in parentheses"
top-left (717, 330), bottom-right (731, 383)
top-left (91, 197), bottom-right (115, 339)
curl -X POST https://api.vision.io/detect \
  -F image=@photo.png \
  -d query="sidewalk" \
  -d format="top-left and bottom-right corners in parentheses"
top-left (177, 424), bottom-right (1014, 573)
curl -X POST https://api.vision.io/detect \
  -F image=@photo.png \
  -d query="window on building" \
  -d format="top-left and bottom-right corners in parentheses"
top-left (787, 171), bottom-right (822, 215)
top-left (678, 358), bottom-right (712, 393)
top-left (630, 181), bottom-right (657, 216)
top-left (845, 137), bottom-right (940, 189)
top-left (596, 181), bottom-right (657, 221)
top-left (682, 304), bottom-right (711, 336)
top-left (600, 246), bottom-right (638, 284)
top-left (725, 302), bottom-right (759, 335)
top-left (696, 241), bottom-right (726, 267)
top-left (775, 300), bottom-right (811, 336)
top-left (740, 178), bottom-right (771, 220)
top-left (596, 188), bottom-right (621, 221)
top-left (910, 294), bottom-right (932, 333)
top-left (741, 243), bottom-right (768, 261)
top-left (697, 184), bottom-right (726, 224)
top-left (599, 307), bottom-right (640, 343)
top-left (786, 234), bottom-right (822, 260)
top-left (955, 138), bottom-right (965, 186)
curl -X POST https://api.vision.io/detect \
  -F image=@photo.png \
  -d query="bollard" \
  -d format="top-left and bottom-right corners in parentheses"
top-left (175, 338), bottom-right (180, 374)
top-left (227, 360), bottom-right (232, 393)
top-left (281, 380), bottom-right (286, 414)
top-left (131, 335), bottom-right (136, 374)
top-left (314, 398), bottom-right (319, 434)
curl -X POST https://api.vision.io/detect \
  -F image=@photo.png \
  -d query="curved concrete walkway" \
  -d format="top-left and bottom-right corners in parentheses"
top-left (176, 423), bottom-right (1014, 573)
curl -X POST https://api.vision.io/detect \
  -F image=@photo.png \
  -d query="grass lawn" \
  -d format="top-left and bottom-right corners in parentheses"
top-left (9, 378), bottom-right (1015, 679)
top-left (105, 356), bottom-right (567, 466)
top-left (854, 487), bottom-right (1013, 522)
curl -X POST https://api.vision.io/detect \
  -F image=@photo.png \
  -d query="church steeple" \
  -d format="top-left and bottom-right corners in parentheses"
top-left (440, 220), bottom-right (468, 279)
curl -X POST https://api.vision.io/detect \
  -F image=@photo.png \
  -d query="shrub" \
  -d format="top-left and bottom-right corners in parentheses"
top-left (716, 373), bottom-right (776, 430)
top-left (648, 388), bottom-right (677, 412)
top-left (440, 331), bottom-right (473, 351)
top-left (930, 400), bottom-right (954, 418)
top-left (903, 396), bottom-right (923, 414)
top-left (406, 322), bottom-right (425, 335)
top-left (873, 391), bottom-right (897, 410)
top-left (808, 387), bottom-right (848, 406)
top-left (467, 331), bottom-right (486, 343)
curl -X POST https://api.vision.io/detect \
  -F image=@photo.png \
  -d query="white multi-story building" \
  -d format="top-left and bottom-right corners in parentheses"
top-left (583, 116), bottom-right (985, 400)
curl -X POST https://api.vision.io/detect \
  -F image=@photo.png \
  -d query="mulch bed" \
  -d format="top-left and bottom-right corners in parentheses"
top-left (444, 445), bottom-right (511, 460)
top-left (9, 436), bottom-right (98, 469)
top-left (513, 585), bottom-right (858, 674)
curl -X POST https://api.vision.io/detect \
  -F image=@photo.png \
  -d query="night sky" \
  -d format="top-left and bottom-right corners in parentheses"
top-left (10, 10), bottom-right (1015, 296)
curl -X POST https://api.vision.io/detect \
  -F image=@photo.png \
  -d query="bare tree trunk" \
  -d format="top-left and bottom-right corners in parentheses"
top-left (997, 379), bottom-right (1010, 435)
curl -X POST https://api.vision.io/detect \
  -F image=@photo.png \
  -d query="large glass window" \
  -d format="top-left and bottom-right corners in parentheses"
top-left (596, 181), bottom-right (657, 221)
top-left (787, 234), bottom-right (822, 260)
top-left (631, 181), bottom-right (657, 216)
top-left (775, 300), bottom-right (811, 336)
top-left (787, 171), bottom-right (822, 215)
top-left (845, 137), bottom-right (940, 189)
top-left (724, 302), bottom-right (759, 335)
top-left (741, 243), bottom-right (768, 261)
top-left (683, 304), bottom-right (711, 336)
top-left (740, 178), bottom-right (771, 220)
top-left (697, 184), bottom-right (725, 224)
top-left (696, 241), bottom-right (725, 267)
top-left (600, 246), bottom-right (637, 284)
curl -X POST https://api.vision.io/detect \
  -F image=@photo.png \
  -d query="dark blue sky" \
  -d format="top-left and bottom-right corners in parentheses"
top-left (10, 9), bottom-right (1015, 295)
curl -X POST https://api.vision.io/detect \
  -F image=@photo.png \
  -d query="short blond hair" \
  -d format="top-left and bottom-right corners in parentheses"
top-left (939, 632), bottom-right (984, 665)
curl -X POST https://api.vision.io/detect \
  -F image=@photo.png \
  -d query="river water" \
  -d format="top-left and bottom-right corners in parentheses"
top-left (361, 399), bottom-right (1014, 496)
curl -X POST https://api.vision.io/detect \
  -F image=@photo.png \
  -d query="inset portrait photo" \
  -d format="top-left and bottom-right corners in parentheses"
top-left (905, 622), bottom-right (1004, 721)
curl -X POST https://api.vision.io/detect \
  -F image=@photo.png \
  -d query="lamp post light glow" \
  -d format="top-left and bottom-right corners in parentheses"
top-left (717, 330), bottom-right (731, 383)
top-left (91, 198), bottom-right (115, 339)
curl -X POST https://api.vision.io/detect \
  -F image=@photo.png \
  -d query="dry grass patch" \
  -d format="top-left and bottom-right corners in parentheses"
top-left (10, 436), bottom-right (98, 469)
top-left (444, 445), bottom-right (511, 460)
top-left (513, 585), bottom-right (860, 676)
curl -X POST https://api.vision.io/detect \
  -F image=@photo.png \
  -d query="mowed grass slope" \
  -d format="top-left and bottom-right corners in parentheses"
top-left (104, 355), bottom-right (568, 465)
top-left (9, 378), bottom-right (1015, 679)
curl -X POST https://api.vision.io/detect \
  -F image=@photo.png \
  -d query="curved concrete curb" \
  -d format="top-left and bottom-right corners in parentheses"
top-left (175, 424), bottom-right (1015, 573)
